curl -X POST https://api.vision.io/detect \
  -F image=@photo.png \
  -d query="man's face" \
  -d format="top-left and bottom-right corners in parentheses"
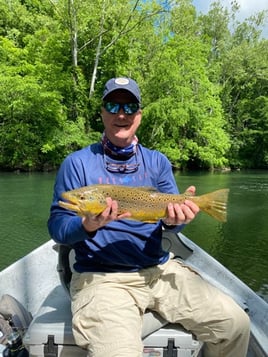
top-left (101, 90), bottom-right (142, 148)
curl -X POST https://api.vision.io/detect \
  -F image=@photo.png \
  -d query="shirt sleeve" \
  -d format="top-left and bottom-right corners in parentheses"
top-left (47, 153), bottom-right (92, 244)
top-left (156, 152), bottom-right (179, 194)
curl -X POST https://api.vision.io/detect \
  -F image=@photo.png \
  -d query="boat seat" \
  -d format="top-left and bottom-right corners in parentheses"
top-left (24, 283), bottom-right (203, 356)
top-left (24, 233), bottom-right (203, 356)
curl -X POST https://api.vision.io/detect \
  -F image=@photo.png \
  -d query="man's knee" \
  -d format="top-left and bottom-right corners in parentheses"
top-left (225, 300), bottom-right (250, 338)
top-left (203, 306), bottom-right (250, 357)
top-left (231, 305), bottom-right (250, 340)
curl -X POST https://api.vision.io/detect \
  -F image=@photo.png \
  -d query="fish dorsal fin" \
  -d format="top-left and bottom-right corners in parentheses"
top-left (183, 190), bottom-right (194, 198)
top-left (137, 186), bottom-right (158, 192)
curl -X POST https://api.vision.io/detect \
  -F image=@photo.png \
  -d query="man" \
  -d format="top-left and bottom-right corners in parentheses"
top-left (48, 77), bottom-right (250, 357)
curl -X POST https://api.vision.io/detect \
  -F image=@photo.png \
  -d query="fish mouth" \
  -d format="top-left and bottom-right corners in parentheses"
top-left (59, 193), bottom-right (81, 213)
top-left (58, 199), bottom-right (81, 214)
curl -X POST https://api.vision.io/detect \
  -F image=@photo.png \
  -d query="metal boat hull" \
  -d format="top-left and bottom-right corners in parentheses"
top-left (0, 232), bottom-right (267, 356)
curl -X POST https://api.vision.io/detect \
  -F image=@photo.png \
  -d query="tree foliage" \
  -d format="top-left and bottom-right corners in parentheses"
top-left (0, 0), bottom-right (267, 170)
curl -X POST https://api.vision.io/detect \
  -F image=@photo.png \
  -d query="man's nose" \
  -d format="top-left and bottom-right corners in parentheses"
top-left (117, 108), bottom-right (126, 117)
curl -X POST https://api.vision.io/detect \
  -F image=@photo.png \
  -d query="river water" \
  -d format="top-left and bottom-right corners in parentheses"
top-left (0, 170), bottom-right (267, 303)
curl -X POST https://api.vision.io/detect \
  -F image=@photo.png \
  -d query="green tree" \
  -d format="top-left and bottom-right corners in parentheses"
top-left (138, 2), bottom-right (230, 169)
top-left (0, 0), bottom-right (267, 171)
top-left (221, 40), bottom-right (268, 168)
top-left (198, 0), bottom-right (268, 169)
top-left (0, 1), bottom-right (90, 170)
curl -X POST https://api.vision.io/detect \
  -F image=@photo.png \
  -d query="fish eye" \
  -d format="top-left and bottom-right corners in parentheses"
top-left (81, 194), bottom-right (95, 201)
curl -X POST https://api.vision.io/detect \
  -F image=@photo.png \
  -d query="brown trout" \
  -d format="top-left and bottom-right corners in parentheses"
top-left (59, 184), bottom-right (229, 223)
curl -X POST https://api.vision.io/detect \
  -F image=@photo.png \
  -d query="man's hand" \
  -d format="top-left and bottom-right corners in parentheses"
top-left (162, 186), bottom-right (199, 226)
top-left (82, 197), bottom-right (131, 233)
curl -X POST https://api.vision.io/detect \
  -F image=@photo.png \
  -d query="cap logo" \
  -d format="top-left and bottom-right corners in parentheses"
top-left (115, 78), bottom-right (129, 85)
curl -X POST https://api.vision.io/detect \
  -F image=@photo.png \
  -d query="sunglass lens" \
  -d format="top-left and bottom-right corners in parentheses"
top-left (124, 103), bottom-right (139, 114)
top-left (105, 102), bottom-right (119, 114)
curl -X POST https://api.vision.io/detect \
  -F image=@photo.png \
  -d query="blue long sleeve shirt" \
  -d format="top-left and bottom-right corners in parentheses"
top-left (48, 143), bottom-right (181, 272)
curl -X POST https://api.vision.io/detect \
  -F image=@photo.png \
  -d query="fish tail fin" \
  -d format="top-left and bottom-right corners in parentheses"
top-left (195, 189), bottom-right (230, 222)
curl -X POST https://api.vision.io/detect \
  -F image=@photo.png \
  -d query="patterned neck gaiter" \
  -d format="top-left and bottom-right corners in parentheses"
top-left (101, 132), bottom-right (138, 159)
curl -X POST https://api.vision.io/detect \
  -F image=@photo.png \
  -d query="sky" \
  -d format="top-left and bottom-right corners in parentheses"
top-left (192, 0), bottom-right (268, 37)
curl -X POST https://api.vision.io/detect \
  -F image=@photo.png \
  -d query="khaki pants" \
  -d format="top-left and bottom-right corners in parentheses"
top-left (70, 258), bottom-right (250, 357)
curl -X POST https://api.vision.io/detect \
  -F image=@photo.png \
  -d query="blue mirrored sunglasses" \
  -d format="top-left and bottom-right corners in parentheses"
top-left (105, 162), bottom-right (140, 173)
top-left (104, 102), bottom-right (140, 115)
top-left (104, 153), bottom-right (140, 173)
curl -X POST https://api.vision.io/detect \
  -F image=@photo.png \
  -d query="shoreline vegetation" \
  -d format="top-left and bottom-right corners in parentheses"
top-left (0, 0), bottom-right (267, 172)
